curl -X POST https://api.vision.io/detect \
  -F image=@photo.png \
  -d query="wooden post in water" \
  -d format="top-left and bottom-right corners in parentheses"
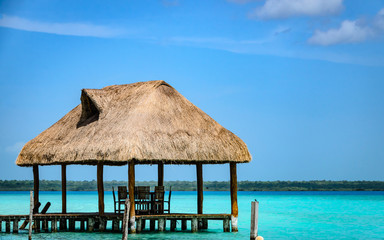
top-left (128, 161), bottom-right (136, 233)
top-left (230, 163), bottom-right (238, 232)
top-left (250, 200), bottom-right (259, 240)
top-left (122, 198), bottom-right (131, 240)
top-left (29, 191), bottom-right (33, 240)
top-left (61, 164), bottom-right (67, 214)
top-left (196, 163), bottom-right (203, 215)
top-left (33, 166), bottom-right (39, 213)
top-left (158, 163), bottom-right (164, 186)
top-left (97, 163), bottom-right (105, 215)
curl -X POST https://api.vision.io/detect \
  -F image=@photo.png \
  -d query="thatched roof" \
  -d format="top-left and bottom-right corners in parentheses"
top-left (16, 80), bottom-right (251, 166)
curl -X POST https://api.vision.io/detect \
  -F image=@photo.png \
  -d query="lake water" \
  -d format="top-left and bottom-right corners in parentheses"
top-left (0, 191), bottom-right (383, 239)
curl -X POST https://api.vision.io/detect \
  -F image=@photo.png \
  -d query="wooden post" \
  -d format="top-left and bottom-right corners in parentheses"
top-left (122, 198), bottom-right (131, 240)
top-left (150, 220), bottom-right (155, 231)
top-left (230, 163), bottom-right (238, 232)
top-left (61, 164), bottom-right (67, 214)
top-left (6, 221), bottom-right (10, 233)
top-left (97, 163), bottom-right (105, 215)
top-left (136, 219), bottom-right (142, 233)
top-left (80, 220), bottom-right (85, 231)
top-left (87, 218), bottom-right (94, 232)
top-left (170, 219), bottom-right (176, 231)
top-left (112, 219), bottom-right (119, 232)
top-left (191, 218), bottom-right (198, 233)
top-left (250, 200), bottom-right (259, 240)
top-left (158, 218), bottom-right (165, 232)
top-left (128, 161), bottom-right (136, 233)
top-left (181, 219), bottom-right (187, 230)
top-left (158, 163), bottom-right (164, 186)
top-left (33, 165), bottom-right (39, 213)
top-left (196, 163), bottom-right (203, 214)
top-left (29, 191), bottom-right (33, 240)
top-left (13, 219), bottom-right (18, 233)
top-left (223, 218), bottom-right (230, 232)
top-left (52, 219), bottom-right (57, 232)
top-left (99, 218), bottom-right (105, 232)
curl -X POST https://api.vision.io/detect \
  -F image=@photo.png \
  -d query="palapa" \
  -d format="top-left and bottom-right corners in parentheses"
top-left (16, 80), bottom-right (251, 166)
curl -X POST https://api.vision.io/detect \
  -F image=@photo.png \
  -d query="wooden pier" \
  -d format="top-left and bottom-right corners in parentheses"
top-left (0, 213), bottom-right (232, 234)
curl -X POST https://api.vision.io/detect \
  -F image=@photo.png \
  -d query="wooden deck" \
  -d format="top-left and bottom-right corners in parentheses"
top-left (0, 213), bottom-right (232, 234)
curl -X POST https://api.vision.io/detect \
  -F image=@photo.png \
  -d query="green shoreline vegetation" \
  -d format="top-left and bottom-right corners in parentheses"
top-left (0, 180), bottom-right (383, 191)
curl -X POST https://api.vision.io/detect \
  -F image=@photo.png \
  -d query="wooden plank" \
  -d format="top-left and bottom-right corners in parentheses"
top-left (181, 219), bottom-right (187, 230)
top-left (230, 163), bottom-right (238, 232)
top-left (62, 164), bottom-right (67, 214)
top-left (191, 218), bottom-right (198, 233)
top-left (33, 165), bottom-right (39, 213)
top-left (196, 163), bottom-right (203, 214)
top-left (69, 219), bottom-right (75, 231)
top-left (158, 218), bottom-right (165, 232)
top-left (158, 163), bottom-right (164, 186)
top-left (97, 163), bottom-right (105, 215)
top-left (170, 219), bottom-right (176, 231)
top-left (28, 191), bottom-right (33, 240)
top-left (250, 201), bottom-right (259, 240)
top-left (128, 161), bottom-right (136, 233)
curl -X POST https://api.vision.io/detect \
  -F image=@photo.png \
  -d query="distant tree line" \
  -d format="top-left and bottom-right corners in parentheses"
top-left (0, 180), bottom-right (383, 191)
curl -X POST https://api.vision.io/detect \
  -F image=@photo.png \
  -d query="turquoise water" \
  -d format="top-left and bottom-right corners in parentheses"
top-left (1, 191), bottom-right (383, 239)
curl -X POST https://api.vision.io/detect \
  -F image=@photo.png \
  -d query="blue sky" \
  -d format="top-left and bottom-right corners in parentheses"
top-left (0, 0), bottom-right (383, 181)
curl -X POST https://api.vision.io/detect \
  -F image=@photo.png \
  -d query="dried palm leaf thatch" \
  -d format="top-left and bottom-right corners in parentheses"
top-left (16, 80), bottom-right (251, 166)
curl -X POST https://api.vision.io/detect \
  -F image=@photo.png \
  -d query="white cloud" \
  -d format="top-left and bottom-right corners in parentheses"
top-left (5, 141), bottom-right (25, 153)
top-left (250, 0), bottom-right (344, 19)
top-left (309, 8), bottom-right (384, 46)
top-left (0, 14), bottom-right (125, 38)
top-left (308, 20), bottom-right (373, 46)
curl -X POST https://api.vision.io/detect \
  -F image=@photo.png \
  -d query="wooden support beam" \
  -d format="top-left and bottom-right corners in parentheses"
top-left (52, 219), bottom-right (57, 232)
top-left (60, 219), bottom-right (67, 231)
top-left (150, 220), bottom-right (155, 231)
top-left (33, 165), bottom-right (39, 213)
top-left (5, 220), bottom-right (10, 233)
top-left (223, 218), bottom-right (230, 232)
top-left (158, 218), bottom-right (165, 232)
top-left (28, 191), bottom-right (33, 239)
top-left (61, 164), bottom-right (67, 214)
top-left (170, 219), bottom-right (176, 231)
top-left (158, 163), bottom-right (164, 186)
top-left (80, 220), bottom-right (85, 231)
top-left (13, 219), bottom-right (19, 233)
top-left (196, 163), bottom-right (203, 214)
top-left (181, 219), bottom-right (187, 230)
top-left (230, 163), bottom-right (238, 232)
top-left (136, 219), bottom-right (142, 233)
top-left (99, 218), bottom-right (105, 232)
top-left (87, 218), bottom-right (94, 232)
top-left (128, 161), bottom-right (136, 233)
top-left (112, 219), bottom-right (119, 232)
top-left (191, 218), bottom-right (198, 233)
top-left (97, 163), bottom-right (105, 215)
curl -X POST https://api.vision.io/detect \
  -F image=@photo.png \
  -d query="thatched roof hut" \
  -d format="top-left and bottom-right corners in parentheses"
top-left (16, 80), bottom-right (251, 231)
top-left (16, 80), bottom-right (251, 166)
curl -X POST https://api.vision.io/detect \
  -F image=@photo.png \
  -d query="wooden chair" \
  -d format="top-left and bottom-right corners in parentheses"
top-left (134, 186), bottom-right (151, 215)
top-left (153, 186), bottom-right (165, 214)
top-left (115, 186), bottom-right (127, 213)
top-left (164, 186), bottom-right (172, 213)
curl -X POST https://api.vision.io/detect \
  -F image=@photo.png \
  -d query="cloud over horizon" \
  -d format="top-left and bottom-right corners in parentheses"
top-left (250, 0), bottom-right (344, 19)
top-left (309, 8), bottom-right (384, 46)
top-left (0, 14), bottom-right (125, 38)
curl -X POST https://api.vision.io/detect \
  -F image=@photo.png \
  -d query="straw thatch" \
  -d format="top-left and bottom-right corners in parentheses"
top-left (16, 80), bottom-right (251, 166)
